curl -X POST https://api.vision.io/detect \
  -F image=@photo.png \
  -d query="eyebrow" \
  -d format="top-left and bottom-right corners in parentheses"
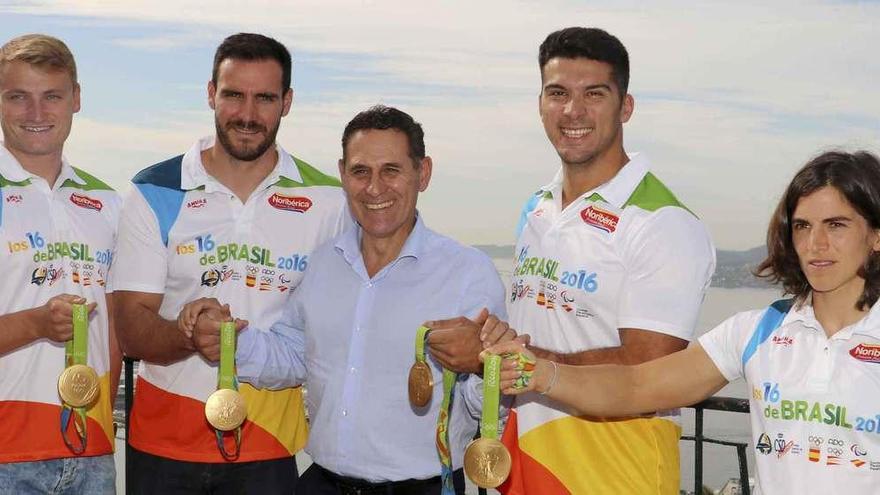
top-left (792, 215), bottom-right (854, 224)
top-left (543, 83), bottom-right (612, 92)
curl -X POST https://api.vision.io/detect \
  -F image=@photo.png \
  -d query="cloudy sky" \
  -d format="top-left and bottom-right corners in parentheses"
top-left (2, 0), bottom-right (878, 250)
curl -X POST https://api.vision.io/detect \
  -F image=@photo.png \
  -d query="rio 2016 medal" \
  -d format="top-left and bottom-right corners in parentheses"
top-left (58, 364), bottom-right (100, 408)
top-left (205, 388), bottom-right (247, 431)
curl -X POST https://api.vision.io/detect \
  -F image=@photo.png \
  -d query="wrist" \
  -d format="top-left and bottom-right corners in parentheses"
top-left (536, 359), bottom-right (559, 395)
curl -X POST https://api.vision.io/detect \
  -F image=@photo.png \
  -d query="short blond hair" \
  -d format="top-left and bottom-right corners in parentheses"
top-left (0, 34), bottom-right (77, 83)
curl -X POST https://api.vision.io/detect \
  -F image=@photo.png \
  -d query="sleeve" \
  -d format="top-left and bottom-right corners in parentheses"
top-left (103, 192), bottom-right (123, 295)
top-left (617, 207), bottom-right (716, 341)
top-left (236, 278), bottom-right (309, 389)
top-left (456, 250), bottom-right (509, 419)
top-left (697, 310), bottom-right (763, 382)
top-left (109, 187), bottom-right (168, 294)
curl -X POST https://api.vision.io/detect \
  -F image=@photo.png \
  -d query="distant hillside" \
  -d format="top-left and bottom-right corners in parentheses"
top-left (474, 244), bottom-right (772, 289)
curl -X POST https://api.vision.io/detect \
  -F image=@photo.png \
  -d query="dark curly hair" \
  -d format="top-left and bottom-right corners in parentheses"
top-left (755, 150), bottom-right (880, 310)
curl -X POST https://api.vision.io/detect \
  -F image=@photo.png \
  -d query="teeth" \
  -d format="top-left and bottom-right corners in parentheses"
top-left (234, 127), bottom-right (259, 134)
top-left (365, 200), bottom-right (393, 210)
top-left (23, 126), bottom-right (51, 132)
top-left (561, 127), bottom-right (591, 138)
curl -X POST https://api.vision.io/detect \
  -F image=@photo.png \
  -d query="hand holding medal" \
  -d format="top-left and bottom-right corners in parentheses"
top-left (464, 353), bottom-right (512, 488)
top-left (205, 321), bottom-right (247, 459)
top-left (58, 302), bottom-right (100, 454)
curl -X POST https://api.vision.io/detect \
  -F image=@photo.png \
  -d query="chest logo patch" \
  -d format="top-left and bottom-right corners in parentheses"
top-left (269, 193), bottom-right (312, 213)
top-left (580, 205), bottom-right (618, 233)
top-left (850, 343), bottom-right (880, 363)
top-left (5, 194), bottom-right (22, 203)
top-left (187, 198), bottom-right (207, 209)
top-left (69, 193), bottom-right (103, 211)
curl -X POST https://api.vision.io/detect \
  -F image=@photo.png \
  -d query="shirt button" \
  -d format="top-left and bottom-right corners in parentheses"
top-left (350, 367), bottom-right (356, 373)
top-left (342, 409), bottom-right (348, 416)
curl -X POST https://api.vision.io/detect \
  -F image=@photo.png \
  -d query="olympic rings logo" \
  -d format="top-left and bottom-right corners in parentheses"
top-left (808, 436), bottom-right (824, 445)
top-left (827, 447), bottom-right (843, 456)
top-left (828, 438), bottom-right (845, 446)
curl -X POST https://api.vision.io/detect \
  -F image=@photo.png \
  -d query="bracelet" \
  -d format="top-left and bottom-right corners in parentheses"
top-left (539, 360), bottom-right (559, 395)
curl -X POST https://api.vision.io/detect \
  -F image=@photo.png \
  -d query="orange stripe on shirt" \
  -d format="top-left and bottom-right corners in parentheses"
top-left (0, 399), bottom-right (113, 462)
top-left (129, 378), bottom-right (299, 463)
top-left (499, 409), bottom-right (571, 495)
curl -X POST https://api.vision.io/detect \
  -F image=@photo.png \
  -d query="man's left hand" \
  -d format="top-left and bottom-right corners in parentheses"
top-left (425, 309), bottom-right (516, 373)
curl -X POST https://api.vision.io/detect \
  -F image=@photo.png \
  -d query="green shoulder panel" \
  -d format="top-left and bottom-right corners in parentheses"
top-left (0, 174), bottom-right (31, 187)
top-left (63, 167), bottom-right (115, 191)
top-left (622, 172), bottom-right (695, 216)
top-left (275, 156), bottom-right (341, 188)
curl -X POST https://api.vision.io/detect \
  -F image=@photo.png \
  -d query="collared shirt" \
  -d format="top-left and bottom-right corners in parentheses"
top-left (237, 215), bottom-right (507, 481)
top-left (111, 136), bottom-right (348, 463)
top-left (505, 153), bottom-right (716, 493)
top-left (0, 144), bottom-right (119, 462)
top-left (700, 298), bottom-right (880, 494)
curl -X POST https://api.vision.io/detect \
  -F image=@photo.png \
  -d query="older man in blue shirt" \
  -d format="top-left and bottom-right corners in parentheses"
top-left (191, 105), bottom-right (508, 494)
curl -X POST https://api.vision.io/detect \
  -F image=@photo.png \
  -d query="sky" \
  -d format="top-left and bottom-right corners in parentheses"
top-left (1, 0), bottom-right (878, 250)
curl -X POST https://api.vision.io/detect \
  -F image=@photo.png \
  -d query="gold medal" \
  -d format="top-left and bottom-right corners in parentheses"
top-left (407, 361), bottom-right (434, 407)
top-left (464, 437), bottom-right (512, 488)
top-left (205, 388), bottom-right (247, 431)
top-left (57, 364), bottom-right (100, 408)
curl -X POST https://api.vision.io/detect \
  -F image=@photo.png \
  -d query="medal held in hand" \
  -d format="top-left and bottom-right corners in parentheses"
top-left (464, 353), bottom-right (512, 488)
top-left (58, 364), bottom-right (100, 408)
top-left (58, 303), bottom-right (100, 454)
top-left (408, 325), bottom-right (434, 407)
top-left (205, 321), bottom-right (247, 459)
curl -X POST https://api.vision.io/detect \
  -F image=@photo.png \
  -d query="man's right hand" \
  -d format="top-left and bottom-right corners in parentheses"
top-left (192, 303), bottom-right (248, 362)
top-left (178, 297), bottom-right (224, 339)
top-left (34, 294), bottom-right (96, 343)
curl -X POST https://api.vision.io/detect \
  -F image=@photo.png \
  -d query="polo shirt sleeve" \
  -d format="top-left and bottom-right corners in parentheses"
top-left (457, 249), bottom-right (509, 419)
top-left (109, 187), bottom-right (168, 294)
top-left (617, 207), bottom-right (716, 341)
top-left (697, 309), bottom-right (764, 382)
top-left (235, 286), bottom-right (308, 389)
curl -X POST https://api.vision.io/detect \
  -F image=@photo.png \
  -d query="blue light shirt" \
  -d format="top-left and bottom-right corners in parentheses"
top-left (237, 215), bottom-right (507, 481)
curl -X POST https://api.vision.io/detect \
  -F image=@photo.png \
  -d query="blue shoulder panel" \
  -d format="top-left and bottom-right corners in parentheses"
top-left (132, 156), bottom-right (185, 246)
top-left (741, 298), bottom-right (794, 367)
top-left (515, 192), bottom-right (543, 239)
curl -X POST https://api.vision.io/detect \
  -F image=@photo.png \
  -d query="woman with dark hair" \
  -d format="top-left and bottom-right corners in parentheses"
top-left (486, 150), bottom-right (880, 494)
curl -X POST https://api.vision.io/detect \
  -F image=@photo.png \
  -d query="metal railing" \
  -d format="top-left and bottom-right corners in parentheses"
top-left (120, 359), bottom-right (751, 495)
top-left (681, 396), bottom-right (751, 495)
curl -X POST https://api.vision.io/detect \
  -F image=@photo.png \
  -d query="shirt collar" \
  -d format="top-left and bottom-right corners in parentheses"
top-left (784, 295), bottom-right (880, 339)
top-left (0, 142), bottom-right (83, 188)
top-left (179, 135), bottom-right (303, 191)
top-left (539, 152), bottom-right (651, 208)
top-left (335, 212), bottom-right (427, 272)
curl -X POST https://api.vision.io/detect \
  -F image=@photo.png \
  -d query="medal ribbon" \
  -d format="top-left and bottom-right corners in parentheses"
top-left (214, 321), bottom-right (242, 460)
top-left (415, 324), bottom-right (457, 495)
top-left (60, 303), bottom-right (89, 454)
top-left (480, 354), bottom-right (502, 441)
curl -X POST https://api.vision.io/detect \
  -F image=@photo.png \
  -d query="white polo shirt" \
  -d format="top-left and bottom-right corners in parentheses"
top-left (0, 144), bottom-right (120, 462)
top-left (505, 153), bottom-right (716, 493)
top-left (111, 136), bottom-right (348, 463)
top-left (701, 298), bottom-right (880, 494)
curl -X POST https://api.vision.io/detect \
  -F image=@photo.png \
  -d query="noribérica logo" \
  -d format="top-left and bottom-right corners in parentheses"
top-left (268, 193), bottom-right (312, 213)
top-left (580, 205), bottom-right (618, 233)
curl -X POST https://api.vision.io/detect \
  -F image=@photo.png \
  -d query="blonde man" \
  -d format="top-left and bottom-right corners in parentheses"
top-left (0, 34), bottom-right (121, 494)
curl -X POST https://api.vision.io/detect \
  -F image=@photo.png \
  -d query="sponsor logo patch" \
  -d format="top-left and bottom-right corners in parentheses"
top-left (70, 193), bottom-right (103, 211)
top-left (580, 205), bottom-right (618, 233)
top-left (772, 335), bottom-right (794, 347)
top-left (268, 193), bottom-right (312, 213)
top-left (5, 194), bottom-right (22, 203)
top-left (850, 343), bottom-right (880, 363)
top-left (187, 198), bottom-right (207, 209)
